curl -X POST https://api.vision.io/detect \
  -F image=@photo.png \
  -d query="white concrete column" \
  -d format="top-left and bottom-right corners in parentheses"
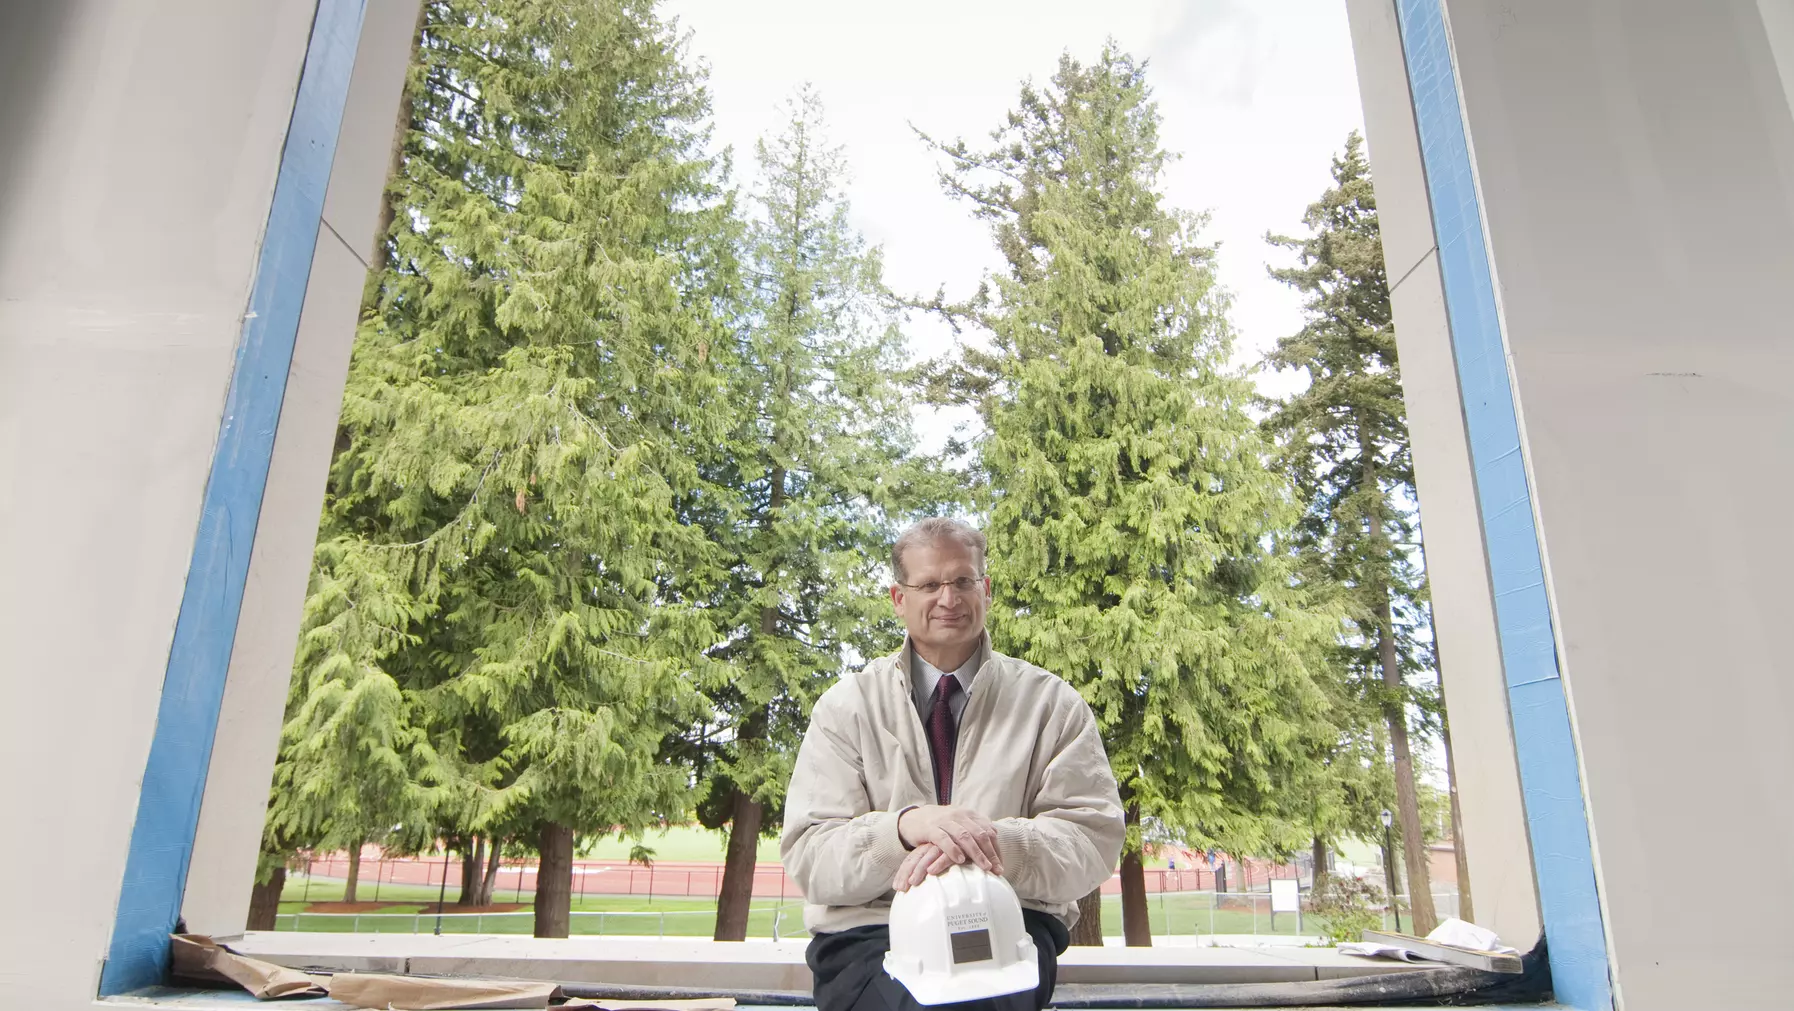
top-left (1345, 0), bottom-right (1542, 950)
top-left (1440, 2), bottom-right (1794, 1008)
top-left (182, 0), bottom-right (423, 939)
top-left (0, 2), bottom-right (319, 1005)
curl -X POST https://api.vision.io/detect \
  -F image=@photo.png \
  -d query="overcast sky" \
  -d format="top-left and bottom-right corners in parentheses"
top-left (666, 0), bottom-right (1367, 419)
top-left (660, 3), bottom-right (1451, 775)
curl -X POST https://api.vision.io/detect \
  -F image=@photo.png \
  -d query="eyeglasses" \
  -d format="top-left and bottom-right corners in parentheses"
top-left (896, 576), bottom-right (985, 596)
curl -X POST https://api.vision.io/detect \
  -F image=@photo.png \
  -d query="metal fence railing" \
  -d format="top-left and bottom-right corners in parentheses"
top-left (293, 853), bottom-right (1320, 902)
top-left (275, 908), bottom-right (756, 939)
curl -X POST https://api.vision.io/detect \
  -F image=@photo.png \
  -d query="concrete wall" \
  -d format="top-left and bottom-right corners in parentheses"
top-left (1352, 0), bottom-right (1794, 1007)
top-left (0, 1), bottom-right (414, 1005)
top-left (0, 4), bottom-right (317, 1003)
top-left (1437, 3), bottom-right (1794, 1007)
top-left (1345, 0), bottom-right (1544, 952)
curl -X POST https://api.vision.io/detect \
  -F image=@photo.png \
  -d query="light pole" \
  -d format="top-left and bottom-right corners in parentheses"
top-left (433, 842), bottom-right (451, 936)
top-left (1380, 809), bottom-right (1402, 934)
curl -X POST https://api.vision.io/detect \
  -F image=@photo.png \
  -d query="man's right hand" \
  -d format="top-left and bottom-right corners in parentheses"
top-left (897, 805), bottom-right (1004, 875)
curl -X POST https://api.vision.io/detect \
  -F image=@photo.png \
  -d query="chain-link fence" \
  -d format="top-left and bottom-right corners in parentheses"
top-left (274, 908), bottom-right (772, 938)
top-left (271, 882), bottom-right (1461, 943)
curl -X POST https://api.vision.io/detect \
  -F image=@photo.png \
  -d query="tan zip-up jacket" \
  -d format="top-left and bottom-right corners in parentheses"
top-left (780, 635), bottom-right (1125, 934)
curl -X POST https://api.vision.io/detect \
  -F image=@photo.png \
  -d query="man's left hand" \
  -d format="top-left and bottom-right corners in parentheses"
top-left (898, 805), bottom-right (1004, 873)
top-left (892, 842), bottom-right (959, 891)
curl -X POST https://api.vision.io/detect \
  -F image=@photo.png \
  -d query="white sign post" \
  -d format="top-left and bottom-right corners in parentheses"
top-left (1270, 877), bottom-right (1301, 933)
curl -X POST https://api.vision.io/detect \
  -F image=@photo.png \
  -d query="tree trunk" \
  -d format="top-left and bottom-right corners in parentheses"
top-left (1118, 804), bottom-right (1151, 947)
top-left (480, 838), bottom-right (504, 907)
top-left (1069, 888), bottom-right (1104, 946)
top-left (1311, 836), bottom-right (1330, 888)
top-left (247, 865), bottom-right (286, 930)
top-left (1378, 592), bottom-right (1438, 934)
top-left (1442, 719), bottom-right (1475, 924)
top-left (1118, 848), bottom-right (1152, 947)
top-left (343, 843), bottom-right (363, 904)
top-left (458, 836), bottom-right (485, 906)
top-left (534, 824), bottom-right (574, 938)
top-left (714, 780), bottom-right (765, 941)
top-left (714, 411), bottom-right (783, 939)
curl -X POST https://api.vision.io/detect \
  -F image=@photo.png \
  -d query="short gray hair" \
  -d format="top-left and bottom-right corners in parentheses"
top-left (891, 517), bottom-right (987, 585)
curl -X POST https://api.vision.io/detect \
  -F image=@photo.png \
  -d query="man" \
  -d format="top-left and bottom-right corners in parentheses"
top-left (782, 518), bottom-right (1125, 1011)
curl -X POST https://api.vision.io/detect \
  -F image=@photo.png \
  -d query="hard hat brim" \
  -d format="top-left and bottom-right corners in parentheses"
top-left (882, 941), bottom-right (1041, 1006)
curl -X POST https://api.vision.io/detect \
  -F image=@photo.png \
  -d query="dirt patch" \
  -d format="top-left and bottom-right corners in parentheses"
top-left (415, 902), bottom-right (530, 914)
top-left (301, 901), bottom-right (405, 913)
top-left (302, 900), bottom-right (532, 914)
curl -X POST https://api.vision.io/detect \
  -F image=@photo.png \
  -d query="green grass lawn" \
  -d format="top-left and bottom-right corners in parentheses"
top-left (279, 874), bottom-right (1341, 939)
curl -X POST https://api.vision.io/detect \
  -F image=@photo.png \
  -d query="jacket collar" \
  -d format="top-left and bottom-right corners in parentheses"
top-left (896, 631), bottom-right (994, 684)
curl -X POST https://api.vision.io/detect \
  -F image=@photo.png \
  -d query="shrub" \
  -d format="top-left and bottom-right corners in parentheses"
top-left (1308, 874), bottom-right (1384, 945)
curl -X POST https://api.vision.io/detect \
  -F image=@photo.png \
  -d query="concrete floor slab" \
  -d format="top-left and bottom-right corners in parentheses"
top-left (226, 932), bottom-right (1436, 989)
top-left (101, 989), bottom-right (1536, 1011)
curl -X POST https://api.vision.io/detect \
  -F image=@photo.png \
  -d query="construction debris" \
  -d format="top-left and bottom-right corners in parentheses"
top-left (1341, 918), bottom-right (1522, 973)
top-left (166, 935), bottom-right (739, 1009)
top-left (329, 972), bottom-right (563, 1009)
top-left (168, 934), bottom-right (327, 998)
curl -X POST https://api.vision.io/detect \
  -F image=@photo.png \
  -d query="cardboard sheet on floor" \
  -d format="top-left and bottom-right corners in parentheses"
top-left (169, 934), bottom-right (327, 999)
top-left (168, 935), bottom-right (740, 1009)
top-left (330, 974), bottom-right (741, 1010)
top-left (330, 972), bottom-right (563, 1009)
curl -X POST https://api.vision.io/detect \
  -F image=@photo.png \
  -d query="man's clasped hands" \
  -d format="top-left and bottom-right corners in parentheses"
top-left (893, 804), bottom-right (1006, 891)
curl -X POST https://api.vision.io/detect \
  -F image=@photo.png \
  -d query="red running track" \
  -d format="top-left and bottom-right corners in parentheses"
top-left (299, 850), bottom-right (1301, 900)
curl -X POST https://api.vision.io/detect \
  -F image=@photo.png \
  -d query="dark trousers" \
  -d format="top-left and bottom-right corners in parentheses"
top-left (807, 910), bottom-right (1070, 1011)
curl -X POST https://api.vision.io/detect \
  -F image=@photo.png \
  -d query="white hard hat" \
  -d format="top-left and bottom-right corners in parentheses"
top-left (883, 864), bottom-right (1040, 1006)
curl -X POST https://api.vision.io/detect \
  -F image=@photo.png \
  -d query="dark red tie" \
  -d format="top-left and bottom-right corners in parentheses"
top-left (927, 675), bottom-right (962, 804)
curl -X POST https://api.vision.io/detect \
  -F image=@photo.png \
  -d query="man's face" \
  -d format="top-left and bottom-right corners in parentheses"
top-left (891, 538), bottom-right (991, 656)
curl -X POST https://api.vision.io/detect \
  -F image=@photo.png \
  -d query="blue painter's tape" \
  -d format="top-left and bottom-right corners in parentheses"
top-left (1508, 679), bottom-right (1610, 970)
top-left (100, 0), bottom-right (368, 994)
top-left (1391, 1), bottom-right (1612, 1008)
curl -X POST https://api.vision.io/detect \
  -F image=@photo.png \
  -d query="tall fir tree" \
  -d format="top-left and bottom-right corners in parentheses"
top-left (1264, 131), bottom-right (1445, 933)
top-left (1268, 633), bottom-right (1390, 889)
top-left (265, 571), bottom-right (427, 906)
top-left (924, 47), bottom-right (1336, 947)
top-left (276, 0), bottom-right (736, 938)
top-left (687, 88), bottom-right (952, 940)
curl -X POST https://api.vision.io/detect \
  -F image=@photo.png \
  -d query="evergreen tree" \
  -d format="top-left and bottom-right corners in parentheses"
top-left (265, 561), bottom-right (427, 905)
top-left (1264, 132), bottom-right (1443, 933)
top-left (924, 46), bottom-right (1336, 947)
top-left (689, 88), bottom-right (951, 940)
top-left (277, 0), bottom-right (735, 938)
